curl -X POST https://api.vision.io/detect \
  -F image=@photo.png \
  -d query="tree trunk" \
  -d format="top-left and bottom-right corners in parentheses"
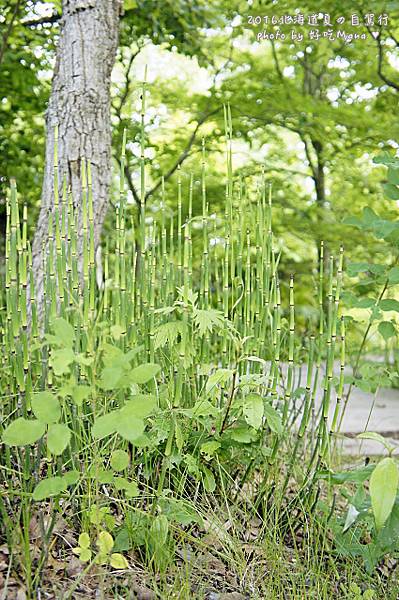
top-left (32, 0), bottom-right (121, 317)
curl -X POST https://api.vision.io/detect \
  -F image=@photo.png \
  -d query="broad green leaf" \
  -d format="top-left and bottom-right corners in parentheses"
top-left (50, 348), bottom-right (75, 376)
top-left (77, 548), bottom-right (92, 562)
top-left (317, 465), bottom-right (374, 484)
top-left (116, 417), bottom-right (145, 442)
top-left (122, 394), bottom-right (157, 418)
top-left (188, 399), bottom-right (218, 417)
top-left (264, 403), bottom-right (283, 435)
top-left (380, 299), bottom-right (399, 312)
top-left (47, 423), bottom-right (71, 455)
top-left (123, 481), bottom-right (139, 498)
top-left (129, 363), bottom-right (161, 384)
top-left (370, 457), bottom-right (399, 530)
top-left (98, 366), bottom-right (124, 390)
top-left (113, 528), bottom-right (131, 552)
top-left (110, 324), bottom-right (125, 340)
top-left (346, 262), bottom-right (371, 277)
top-left (158, 498), bottom-right (202, 526)
top-left (357, 431), bottom-right (395, 453)
top-left (78, 533), bottom-right (90, 549)
top-left (113, 476), bottom-right (130, 491)
top-left (229, 427), bottom-right (255, 443)
top-left (2, 418), bottom-right (45, 446)
top-left (32, 391), bottom-right (60, 423)
top-left (378, 321), bottom-right (396, 341)
top-left (113, 476), bottom-right (138, 496)
top-left (51, 317), bottom-right (75, 348)
top-left (75, 354), bottom-right (94, 366)
top-left (33, 476), bottom-right (66, 501)
top-left (377, 504), bottom-right (399, 548)
top-left (200, 441), bottom-right (221, 459)
top-left (343, 504), bottom-right (360, 533)
top-left (202, 466), bottom-right (216, 492)
top-left (373, 152), bottom-right (399, 167)
top-left (206, 369), bottom-right (234, 394)
top-left (243, 393), bottom-right (264, 430)
top-left (96, 531), bottom-right (114, 555)
top-left (96, 469), bottom-right (114, 484)
top-left (150, 514), bottom-right (169, 545)
top-left (110, 449), bottom-right (129, 471)
top-left (72, 385), bottom-right (92, 406)
top-left (110, 552), bottom-right (129, 569)
top-left (92, 411), bottom-right (120, 439)
top-left (383, 183), bottom-right (399, 200)
top-left (62, 470), bottom-right (80, 486)
top-left (388, 266), bottom-right (399, 284)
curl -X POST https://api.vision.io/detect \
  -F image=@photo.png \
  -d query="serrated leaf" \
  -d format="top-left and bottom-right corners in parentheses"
top-left (264, 403), bottom-right (283, 435)
top-left (51, 317), bottom-right (75, 348)
top-left (243, 393), bottom-right (264, 430)
top-left (206, 369), bottom-right (234, 394)
top-left (72, 385), bottom-right (92, 406)
top-left (110, 552), bottom-right (129, 569)
top-left (33, 476), bottom-right (66, 501)
top-left (370, 457), bottom-right (399, 530)
top-left (129, 363), bottom-right (160, 384)
top-left (110, 449), bottom-right (129, 471)
top-left (2, 418), bottom-right (45, 446)
top-left (193, 308), bottom-right (224, 335)
top-left (50, 348), bottom-right (75, 376)
top-left (32, 391), bottom-right (60, 423)
top-left (47, 423), bottom-right (71, 455)
top-left (229, 427), bottom-right (254, 443)
top-left (200, 441), bottom-right (221, 459)
top-left (153, 321), bottom-right (184, 349)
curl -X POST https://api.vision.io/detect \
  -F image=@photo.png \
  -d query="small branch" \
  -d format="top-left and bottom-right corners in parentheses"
top-left (0, 0), bottom-right (22, 68)
top-left (114, 155), bottom-right (141, 208)
top-left (220, 370), bottom-right (237, 434)
top-left (363, 22), bottom-right (399, 91)
top-left (22, 12), bottom-right (60, 28)
top-left (144, 106), bottom-right (222, 201)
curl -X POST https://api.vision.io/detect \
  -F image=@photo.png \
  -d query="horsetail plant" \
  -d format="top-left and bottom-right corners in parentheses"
top-left (0, 98), bottom-right (359, 598)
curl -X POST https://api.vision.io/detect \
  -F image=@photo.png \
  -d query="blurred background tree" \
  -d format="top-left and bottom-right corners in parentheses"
top-left (1, 0), bottom-right (399, 321)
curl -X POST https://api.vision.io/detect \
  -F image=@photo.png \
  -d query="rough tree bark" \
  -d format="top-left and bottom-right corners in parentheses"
top-left (31, 0), bottom-right (121, 316)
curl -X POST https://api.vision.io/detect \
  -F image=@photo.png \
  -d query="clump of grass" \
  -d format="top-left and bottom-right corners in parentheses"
top-left (0, 105), bottom-right (386, 599)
